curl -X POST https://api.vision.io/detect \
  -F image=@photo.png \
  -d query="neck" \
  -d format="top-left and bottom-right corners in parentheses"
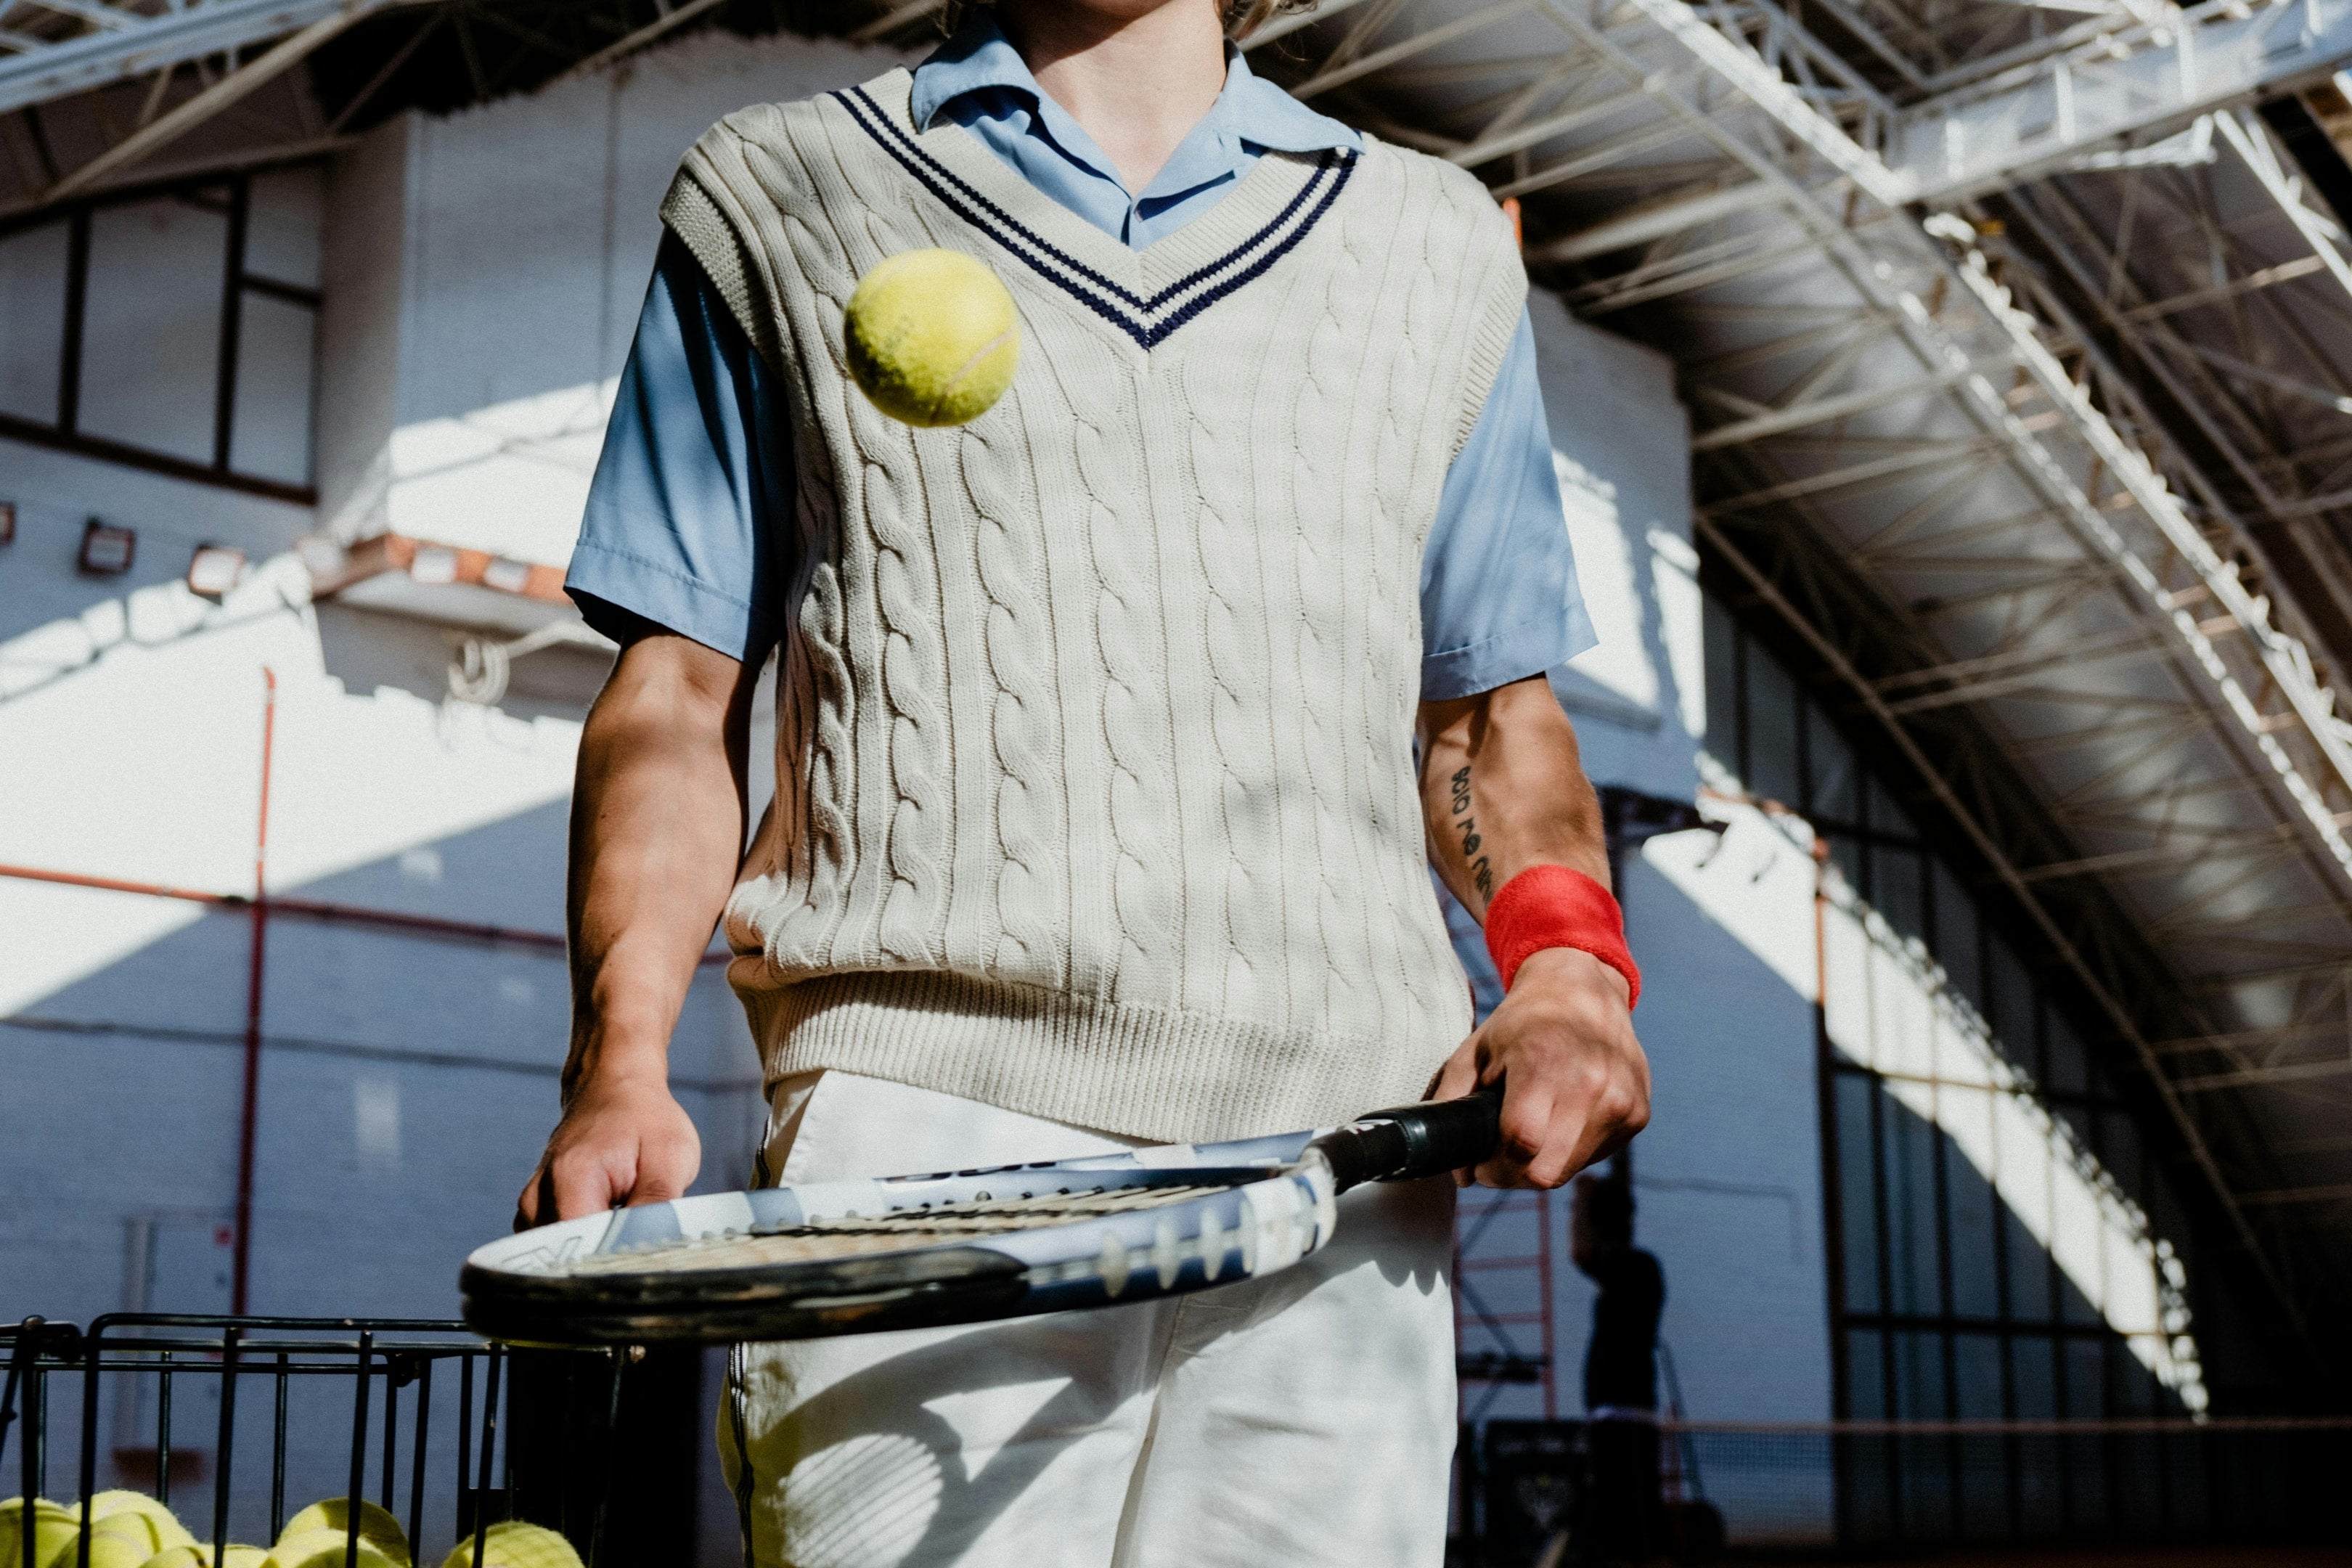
top-left (995, 0), bottom-right (1228, 194)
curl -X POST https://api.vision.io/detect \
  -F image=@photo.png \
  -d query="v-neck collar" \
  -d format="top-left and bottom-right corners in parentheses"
top-left (833, 70), bottom-right (1360, 352)
top-left (907, 15), bottom-right (1360, 212)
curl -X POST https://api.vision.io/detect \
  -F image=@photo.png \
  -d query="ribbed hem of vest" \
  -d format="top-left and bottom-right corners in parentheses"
top-left (739, 969), bottom-right (1452, 1145)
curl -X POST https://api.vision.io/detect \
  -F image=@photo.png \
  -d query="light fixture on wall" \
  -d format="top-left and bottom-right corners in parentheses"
top-left (187, 543), bottom-right (247, 598)
top-left (78, 518), bottom-right (136, 575)
top-left (409, 544), bottom-right (459, 585)
top-left (481, 556), bottom-right (532, 595)
top-left (0, 502), bottom-right (15, 545)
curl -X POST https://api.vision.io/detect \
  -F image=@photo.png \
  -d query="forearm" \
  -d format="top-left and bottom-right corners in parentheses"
top-left (1418, 674), bottom-right (1607, 922)
top-left (563, 633), bottom-right (756, 1098)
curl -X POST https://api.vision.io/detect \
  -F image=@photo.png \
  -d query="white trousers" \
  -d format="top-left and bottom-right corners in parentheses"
top-left (717, 1070), bottom-right (1459, 1568)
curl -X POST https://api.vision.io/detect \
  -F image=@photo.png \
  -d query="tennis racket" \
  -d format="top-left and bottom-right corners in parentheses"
top-left (461, 1087), bottom-right (1501, 1345)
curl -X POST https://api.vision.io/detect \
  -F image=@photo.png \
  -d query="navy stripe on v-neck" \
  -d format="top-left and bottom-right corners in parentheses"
top-left (833, 84), bottom-right (1355, 350)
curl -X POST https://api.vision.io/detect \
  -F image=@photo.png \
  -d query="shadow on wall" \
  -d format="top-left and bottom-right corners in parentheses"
top-left (0, 803), bottom-right (764, 1336)
top-left (315, 602), bottom-right (613, 722)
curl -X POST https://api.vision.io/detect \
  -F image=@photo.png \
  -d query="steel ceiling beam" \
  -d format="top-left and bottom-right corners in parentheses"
top-left (0, 0), bottom-right (411, 115)
top-left (1891, 0), bottom-right (2352, 200)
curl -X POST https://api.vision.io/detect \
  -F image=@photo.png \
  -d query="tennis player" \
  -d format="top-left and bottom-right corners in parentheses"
top-left (518, 0), bottom-right (1650, 1560)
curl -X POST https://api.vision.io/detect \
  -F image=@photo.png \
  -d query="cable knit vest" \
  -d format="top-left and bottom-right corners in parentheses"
top-left (662, 68), bottom-right (1522, 1142)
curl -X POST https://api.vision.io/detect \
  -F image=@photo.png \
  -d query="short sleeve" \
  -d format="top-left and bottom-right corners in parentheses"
top-left (566, 231), bottom-right (794, 664)
top-left (1418, 309), bottom-right (1597, 701)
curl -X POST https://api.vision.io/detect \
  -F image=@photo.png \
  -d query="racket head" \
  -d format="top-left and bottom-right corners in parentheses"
top-left (462, 1151), bottom-right (1336, 1346)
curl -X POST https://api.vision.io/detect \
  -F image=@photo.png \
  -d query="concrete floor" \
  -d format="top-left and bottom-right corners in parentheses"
top-left (1749, 1549), bottom-right (2352, 1567)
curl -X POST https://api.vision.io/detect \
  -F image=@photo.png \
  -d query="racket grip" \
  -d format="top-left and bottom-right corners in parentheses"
top-left (1379, 1085), bottom-right (1505, 1182)
top-left (1315, 1086), bottom-right (1505, 1191)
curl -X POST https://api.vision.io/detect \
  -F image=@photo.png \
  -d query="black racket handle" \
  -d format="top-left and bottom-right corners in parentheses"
top-left (1312, 1085), bottom-right (1504, 1192)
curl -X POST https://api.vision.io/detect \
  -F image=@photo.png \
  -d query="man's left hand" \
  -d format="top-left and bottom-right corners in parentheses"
top-left (1432, 944), bottom-right (1649, 1188)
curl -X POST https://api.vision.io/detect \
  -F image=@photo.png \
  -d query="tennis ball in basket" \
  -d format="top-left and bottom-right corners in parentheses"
top-left (843, 249), bottom-right (1021, 427)
top-left (263, 1531), bottom-right (399, 1568)
top-left (81, 1503), bottom-right (193, 1558)
top-left (139, 1547), bottom-right (269, 1568)
top-left (433, 1522), bottom-right (579, 1568)
top-left (275, 1503), bottom-right (406, 1567)
top-left (62, 1519), bottom-right (158, 1568)
top-left (1, 1500), bottom-right (76, 1568)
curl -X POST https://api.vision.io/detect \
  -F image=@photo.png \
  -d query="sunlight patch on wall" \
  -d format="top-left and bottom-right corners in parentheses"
top-left (385, 379), bottom-right (616, 568)
top-left (0, 553), bottom-right (581, 1016)
top-left (1648, 762), bottom-right (2208, 1413)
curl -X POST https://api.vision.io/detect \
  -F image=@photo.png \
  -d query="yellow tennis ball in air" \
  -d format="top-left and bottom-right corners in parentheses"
top-left (0, 1499), bottom-right (76, 1568)
top-left (843, 248), bottom-right (1021, 427)
top-left (433, 1522), bottom-right (579, 1568)
top-left (262, 1531), bottom-right (399, 1568)
top-left (274, 1503), bottom-right (405, 1567)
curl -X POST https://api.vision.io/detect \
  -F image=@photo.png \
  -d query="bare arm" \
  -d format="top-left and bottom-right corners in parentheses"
top-left (1418, 674), bottom-right (1650, 1188)
top-left (515, 630), bottom-right (761, 1227)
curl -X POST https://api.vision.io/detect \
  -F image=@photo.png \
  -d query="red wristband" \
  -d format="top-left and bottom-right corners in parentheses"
top-left (1484, 864), bottom-right (1641, 1007)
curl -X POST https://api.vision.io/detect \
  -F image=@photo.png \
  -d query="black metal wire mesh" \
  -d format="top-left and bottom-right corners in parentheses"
top-left (1, 1315), bottom-right (629, 1568)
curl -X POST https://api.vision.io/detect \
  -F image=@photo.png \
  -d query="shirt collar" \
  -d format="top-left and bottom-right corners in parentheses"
top-left (910, 13), bottom-right (1359, 198)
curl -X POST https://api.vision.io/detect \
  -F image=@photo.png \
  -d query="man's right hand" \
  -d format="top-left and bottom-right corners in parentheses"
top-left (515, 629), bottom-right (759, 1230)
top-left (515, 1074), bottom-right (703, 1228)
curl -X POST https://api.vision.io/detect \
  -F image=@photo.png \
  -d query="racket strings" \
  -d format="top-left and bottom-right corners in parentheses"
top-left (567, 1183), bottom-right (1236, 1275)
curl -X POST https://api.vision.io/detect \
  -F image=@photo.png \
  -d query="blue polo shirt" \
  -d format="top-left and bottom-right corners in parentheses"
top-left (569, 17), bottom-right (1594, 698)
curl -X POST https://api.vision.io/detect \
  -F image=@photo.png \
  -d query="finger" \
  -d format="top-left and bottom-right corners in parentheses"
top-left (550, 1148), bottom-right (626, 1221)
top-left (1432, 1041), bottom-right (1484, 1103)
top-left (513, 1167), bottom-right (547, 1233)
top-left (627, 1135), bottom-right (698, 1206)
top-left (1478, 1077), bottom-right (1559, 1188)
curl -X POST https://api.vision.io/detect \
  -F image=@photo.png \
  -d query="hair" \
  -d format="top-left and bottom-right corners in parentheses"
top-left (934, 0), bottom-right (1322, 41)
top-left (1580, 1173), bottom-right (1635, 1246)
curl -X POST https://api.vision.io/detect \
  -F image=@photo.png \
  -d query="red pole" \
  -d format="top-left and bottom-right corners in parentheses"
top-left (230, 667), bottom-right (277, 1315)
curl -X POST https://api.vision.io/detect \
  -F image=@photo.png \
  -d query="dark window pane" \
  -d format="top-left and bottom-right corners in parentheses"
top-left (1953, 1335), bottom-right (2007, 1538)
top-left (1894, 1331), bottom-right (1948, 1419)
top-left (1747, 646), bottom-right (1802, 809)
top-left (245, 164), bottom-right (322, 288)
top-left (1894, 1334), bottom-right (1952, 1534)
top-left (1842, 1330), bottom-right (1895, 1545)
top-left (0, 220), bottom-right (68, 425)
top-left (1837, 1072), bottom-right (1882, 1312)
top-left (2046, 1010), bottom-right (2088, 1094)
top-left (80, 192), bottom-right (227, 462)
top-left (2110, 1344), bottom-right (2163, 1532)
top-left (1953, 1332), bottom-right (2003, 1418)
top-left (1943, 1097), bottom-right (2001, 1320)
top-left (1808, 701), bottom-right (1858, 824)
top-left (2065, 1338), bottom-right (2109, 1529)
top-left (2012, 1337), bottom-right (2065, 1536)
top-left (1868, 773), bottom-right (1919, 843)
top-left (1987, 936), bottom-right (2036, 1075)
top-left (1847, 1328), bottom-right (1888, 1418)
top-left (2011, 1336), bottom-right (2057, 1418)
top-left (1704, 594), bottom-right (1739, 769)
top-left (1882, 1090), bottom-right (1942, 1316)
top-left (1875, 849), bottom-right (1927, 947)
top-left (1932, 862), bottom-right (1981, 1011)
top-left (2063, 1336), bottom-right (2105, 1418)
top-left (2003, 1204), bottom-right (2054, 1324)
top-left (229, 292), bottom-right (315, 485)
top-left (2099, 1112), bottom-right (2144, 1206)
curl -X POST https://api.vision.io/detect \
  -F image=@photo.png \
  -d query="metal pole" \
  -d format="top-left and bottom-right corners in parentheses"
top-left (232, 666), bottom-right (276, 1315)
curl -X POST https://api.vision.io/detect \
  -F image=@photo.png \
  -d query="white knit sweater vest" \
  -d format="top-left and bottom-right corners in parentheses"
top-left (663, 68), bottom-right (1524, 1142)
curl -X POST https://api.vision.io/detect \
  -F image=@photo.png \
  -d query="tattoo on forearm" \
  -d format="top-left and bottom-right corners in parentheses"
top-left (1448, 764), bottom-right (1494, 900)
